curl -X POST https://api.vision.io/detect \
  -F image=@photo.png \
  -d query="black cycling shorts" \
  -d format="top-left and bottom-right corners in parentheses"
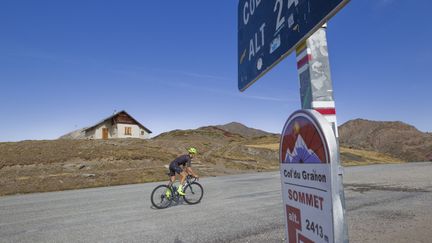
top-left (168, 165), bottom-right (183, 176)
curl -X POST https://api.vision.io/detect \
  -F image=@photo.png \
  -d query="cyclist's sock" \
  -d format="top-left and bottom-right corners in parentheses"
top-left (177, 185), bottom-right (185, 195)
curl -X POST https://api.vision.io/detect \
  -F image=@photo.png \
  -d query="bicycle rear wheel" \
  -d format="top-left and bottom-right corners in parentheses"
top-left (183, 182), bottom-right (204, 205)
top-left (151, 185), bottom-right (172, 209)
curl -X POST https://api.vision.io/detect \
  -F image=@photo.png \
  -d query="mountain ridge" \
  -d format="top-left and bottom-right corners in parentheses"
top-left (216, 122), bottom-right (276, 138)
top-left (339, 119), bottom-right (432, 161)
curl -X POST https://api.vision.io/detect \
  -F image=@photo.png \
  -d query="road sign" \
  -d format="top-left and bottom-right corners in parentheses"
top-left (238, 0), bottom-right (350, 91)
top-left (280, 109), bottom-right (343, 242)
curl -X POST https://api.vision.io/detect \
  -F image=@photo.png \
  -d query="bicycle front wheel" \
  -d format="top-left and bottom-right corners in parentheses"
top-left (151, 185), bottom-right (172, 209)
top-left (183, 182), bottom-right (204, 205)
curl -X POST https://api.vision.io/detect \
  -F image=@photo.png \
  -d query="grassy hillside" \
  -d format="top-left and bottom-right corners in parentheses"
top-left (0, 121), bottom-right (415, 196)
top-left (0, 126), bottom-right (280, 196)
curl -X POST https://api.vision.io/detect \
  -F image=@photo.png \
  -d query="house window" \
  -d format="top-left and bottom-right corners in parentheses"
top-left (124, 127), bottom-right (132, 135)
top-left (141, 131), bottom-right (145, 136)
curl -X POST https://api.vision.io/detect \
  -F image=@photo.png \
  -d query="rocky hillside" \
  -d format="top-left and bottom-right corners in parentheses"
top-left (153, 124), bottom-right (280, 171)
top-left (339, 119), bottom-right (432, 162)
top-left (0, 123), bottom-right (281, 196)
top-left (1, 120), bottom-right (423, 196)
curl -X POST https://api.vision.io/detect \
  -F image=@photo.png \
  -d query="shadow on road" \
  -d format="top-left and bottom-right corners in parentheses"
top-left (149, 199), bottom-right (187, 210)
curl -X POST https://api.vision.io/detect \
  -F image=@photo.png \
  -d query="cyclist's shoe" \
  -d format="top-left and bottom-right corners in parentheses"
top-left (177, 185), bottom-right (186, 196)
top-left (165, 189), bottom-right (171, 199)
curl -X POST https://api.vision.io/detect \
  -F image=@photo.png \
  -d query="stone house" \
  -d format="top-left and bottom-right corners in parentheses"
top-left (60, 110), bottom-right (152, 140)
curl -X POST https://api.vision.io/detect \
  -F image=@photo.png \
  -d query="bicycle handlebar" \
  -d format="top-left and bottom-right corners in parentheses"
top-left (186, 175), bottom-right (198, 182)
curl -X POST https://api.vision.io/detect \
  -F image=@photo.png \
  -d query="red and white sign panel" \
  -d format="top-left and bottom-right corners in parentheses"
top-left (280, 110), bottom-right (338, 243)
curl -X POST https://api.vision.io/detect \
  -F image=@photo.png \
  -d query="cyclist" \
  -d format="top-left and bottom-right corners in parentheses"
top-left (167, 147), bottom-right (199, 196)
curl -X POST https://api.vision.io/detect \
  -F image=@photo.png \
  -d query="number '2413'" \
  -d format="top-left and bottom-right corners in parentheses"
top-left (306, 219), bottom-right (325, 238)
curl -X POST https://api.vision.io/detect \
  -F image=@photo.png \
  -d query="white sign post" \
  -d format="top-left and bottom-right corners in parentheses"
top-left (280, 110), bottom-right (343, 243)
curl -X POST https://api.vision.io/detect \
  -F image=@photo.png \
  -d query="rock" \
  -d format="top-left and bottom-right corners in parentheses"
top-left (78, 164), bottom-right (86, 170)
top-left (82, 173), bottom-right (96, 178)
top-left (63, 163), bottom-right (76, 171)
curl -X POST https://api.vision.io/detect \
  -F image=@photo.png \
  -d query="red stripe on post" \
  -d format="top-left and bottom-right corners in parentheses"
top-left (297, 54), bottom-right (312, 69)
top-left (315, 108), bottom-right (336, 115)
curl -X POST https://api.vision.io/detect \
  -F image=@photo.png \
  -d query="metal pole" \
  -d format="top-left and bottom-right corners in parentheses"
top-left (295, 25), bottom-right (349, 243)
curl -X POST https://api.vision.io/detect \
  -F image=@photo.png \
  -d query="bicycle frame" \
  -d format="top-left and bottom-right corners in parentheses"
top-left (169, 175), bottom-right (196, 188)
top-left (167, 176), bottom-right (197, 200)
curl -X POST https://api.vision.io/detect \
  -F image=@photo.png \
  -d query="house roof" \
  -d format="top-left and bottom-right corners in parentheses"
top-left (84, 110), bottom-right (152, 133)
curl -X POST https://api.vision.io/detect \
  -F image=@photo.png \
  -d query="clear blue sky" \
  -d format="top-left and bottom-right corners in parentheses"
top-left (1, 0), bottom-right (431, 142)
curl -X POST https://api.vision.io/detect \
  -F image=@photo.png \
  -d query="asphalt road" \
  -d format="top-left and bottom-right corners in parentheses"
top-left (1, 162), bottom-right (431, 243)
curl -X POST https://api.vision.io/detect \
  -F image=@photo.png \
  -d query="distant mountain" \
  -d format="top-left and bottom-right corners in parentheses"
top-left (155, 122), bottom-right (275, 141)
top-left (154, 125), bottom-right (245, 143)
top-left (216, 122), bottom-right (275, 138)
top-left (339, 119), bottom-right (432, 162)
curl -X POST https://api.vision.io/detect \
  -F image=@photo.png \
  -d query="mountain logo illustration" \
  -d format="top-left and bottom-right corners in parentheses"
top-left (284, 135), bottom-right (322, 163)
top-left (280, 116), bottom-right (328, 164)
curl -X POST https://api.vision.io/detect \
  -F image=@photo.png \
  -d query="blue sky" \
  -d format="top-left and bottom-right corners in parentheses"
top-left (0, 0), bottom-right (431, 142)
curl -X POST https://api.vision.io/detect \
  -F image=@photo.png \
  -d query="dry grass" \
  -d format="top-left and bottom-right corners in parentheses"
top-left (0, 159), bottom-right (169, 196)
top-left (245, 143), bottom-right (279, 151)
top-left (245, 144), bottom-right (404, 166)
top-left (340, 147), bottom-right (404, 166)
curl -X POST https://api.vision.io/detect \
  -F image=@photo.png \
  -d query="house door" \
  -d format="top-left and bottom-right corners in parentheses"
top-left (102, 128), bottom-right (109, 139)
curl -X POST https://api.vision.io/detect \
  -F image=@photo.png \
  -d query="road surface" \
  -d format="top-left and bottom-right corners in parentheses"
top-left (1, 162), bottom-right (431, 242)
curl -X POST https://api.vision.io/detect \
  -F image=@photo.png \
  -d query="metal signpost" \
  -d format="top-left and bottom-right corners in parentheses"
top-left (294, 25), bottom-right (349, 243)
top-left (238, 0), bottom-right (350, 242)
top-left (238, 0), bottom-right (349, 92)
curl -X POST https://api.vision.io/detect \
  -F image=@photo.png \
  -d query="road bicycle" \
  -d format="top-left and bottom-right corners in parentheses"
top-left (150, 175), bottom-right (204, 209)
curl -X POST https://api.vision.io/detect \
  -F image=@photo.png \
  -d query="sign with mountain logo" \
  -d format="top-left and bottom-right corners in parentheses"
top-left (279, 109), bottom-right (342, 243)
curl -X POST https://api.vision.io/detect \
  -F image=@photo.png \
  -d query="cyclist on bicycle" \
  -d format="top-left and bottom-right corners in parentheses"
top-left (167, 147), bottom-right (199, 196)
